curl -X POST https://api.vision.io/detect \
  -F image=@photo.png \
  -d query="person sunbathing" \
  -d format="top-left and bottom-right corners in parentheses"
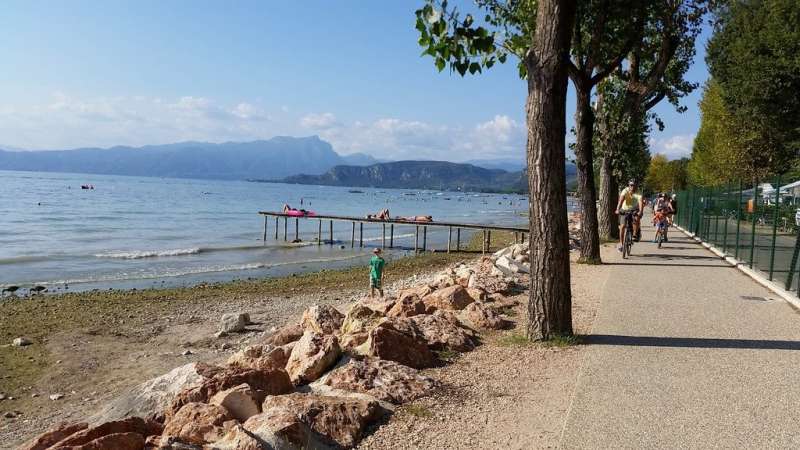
top-left (282, 204), bottom-right (309, 215)
top-left (366, 208), bottom-right (390, 220)
top-left (397, 215), bottom-right (433, 222)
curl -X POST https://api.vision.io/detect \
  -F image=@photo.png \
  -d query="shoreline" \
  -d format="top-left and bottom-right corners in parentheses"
top-left (1, 231), bottom-right (513, 446)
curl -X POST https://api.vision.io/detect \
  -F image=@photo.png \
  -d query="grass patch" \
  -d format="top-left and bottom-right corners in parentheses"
top-left (0, 251), bottom-right (467, 396)
top-left (405, 404), bottom-right (433, 418)
top-left (434, 349), bottom-right (461, 362)
top-left (541, 334), bottom-right (584, 348)
top-left (497, 332), bottom-right (531, 347)
top-left (577, 256), bottom-right (602, 265)
top-left (497, 332), bottom-right (583, 348)
top-left (464, 229), bottom-right (519, 253)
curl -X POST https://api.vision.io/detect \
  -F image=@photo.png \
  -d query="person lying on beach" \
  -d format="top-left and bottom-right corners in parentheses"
top-left (282, 204), bottom-right (310, 215)
top-left (397, 215), bottom-right (433, 223)
top-left (366, 208), bottom-right (390, 220)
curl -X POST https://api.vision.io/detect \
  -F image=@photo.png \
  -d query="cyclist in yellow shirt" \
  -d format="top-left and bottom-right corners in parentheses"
top-left (615, 180), bottom-right (645, 252)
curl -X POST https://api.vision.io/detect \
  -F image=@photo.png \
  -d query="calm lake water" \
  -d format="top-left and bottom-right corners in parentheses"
top-left (0, 170), bottom-right (530, 292)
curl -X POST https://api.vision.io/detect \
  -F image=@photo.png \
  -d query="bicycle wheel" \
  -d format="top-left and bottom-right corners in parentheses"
top-left (625, 229), bottom-right (633, 256)
top-left (657, 231), bottom-right (663, 248)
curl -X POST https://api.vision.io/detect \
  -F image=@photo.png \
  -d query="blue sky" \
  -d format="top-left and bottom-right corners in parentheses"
top-left (0, 0), bottom-right (709, 161)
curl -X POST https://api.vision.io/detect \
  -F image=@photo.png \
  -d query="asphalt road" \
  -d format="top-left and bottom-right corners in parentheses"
top-left (559, 222), bottom-right (800, 449)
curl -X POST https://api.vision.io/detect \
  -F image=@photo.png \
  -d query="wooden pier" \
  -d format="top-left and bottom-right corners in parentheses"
top-left (258, 211), bottom-right (527, 254)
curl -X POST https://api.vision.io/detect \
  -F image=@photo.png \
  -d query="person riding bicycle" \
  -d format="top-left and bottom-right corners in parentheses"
top-left (652, 207), bottom-right (669, 243)
top-left (615, 180), bottom-right (644, 252)
top-left (652, 193), bottom-right (674, 242)
top-left (668, 193), bottom-right (678, 226)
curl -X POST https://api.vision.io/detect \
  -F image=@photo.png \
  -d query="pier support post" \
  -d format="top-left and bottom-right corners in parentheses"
top-left (275, 217), bottom-right (279, 239)
top-left (351, 222), bottom-right (355, 248)
top-left (318, 220), bottom-right (322, 245)
top-left (295, 218), bottom-right (299, 242)
top-left (482, 230), bottom-right (487, 254)
top-left (284, 217), bottom-right (288, 241)
top-left (487, 230), bottom-right (491, 252)
top-left (456, 228), bottom-right (461, 251)
top-left (329, 220), bottom-right (333, 245)
top-left (263, 216), bottom-right (267, 243)
top-left (415, 226), bottom-right (419, 253)
top-left (359, 223), bottom-right (363, 248)
top-left (382, 224), bottom-right (386, 248)
top-left (422, 226), bottom-right (427, 252)
top-left (447, 227), bottom-right (452, 253)
top-left (389, 224), bottom-right (394, 248)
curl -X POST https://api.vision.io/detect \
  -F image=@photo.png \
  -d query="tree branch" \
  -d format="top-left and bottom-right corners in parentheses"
top-left (585, 0), bottom-right (609, 73)
top-left (644, 91), bottom-right (666, 111)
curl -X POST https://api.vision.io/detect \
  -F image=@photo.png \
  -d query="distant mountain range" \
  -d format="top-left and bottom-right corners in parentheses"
top-left (0, 137), bottom-right (577, 192)
top-left (277, 160), bottom-right (528, 193)
top-left (0, 137), bottom-right (379, 180)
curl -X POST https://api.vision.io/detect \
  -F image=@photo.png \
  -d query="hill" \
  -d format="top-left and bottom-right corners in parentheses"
top-left (279, 160), bottom-right (527, 193)
top-left (0, 137), bottom-right (379, 180)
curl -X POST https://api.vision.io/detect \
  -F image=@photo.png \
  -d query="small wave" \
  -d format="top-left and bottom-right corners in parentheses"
top-left (95, 247), bottom-right (201, 259)
top-left (39, 253), bottom-right (370, 286)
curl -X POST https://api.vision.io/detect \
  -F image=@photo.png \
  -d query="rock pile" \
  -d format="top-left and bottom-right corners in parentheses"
top-left (22, 242), bottom-right (529, 450)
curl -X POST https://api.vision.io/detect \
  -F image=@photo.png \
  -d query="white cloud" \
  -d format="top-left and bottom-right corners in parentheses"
top-left (0, 93), bottom-right (277, 149)
top-left (650, 134), bottom-right (695, 160)
top-left (0, 94), bottom-right (527, 163)
top-left (308, 114), bottom-right (527, 161)
top-left (300, 112), bottom-right (338, 129)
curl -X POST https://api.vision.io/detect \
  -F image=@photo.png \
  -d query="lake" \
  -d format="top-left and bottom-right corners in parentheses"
top-left (0, 170), bottom-right (530, 292)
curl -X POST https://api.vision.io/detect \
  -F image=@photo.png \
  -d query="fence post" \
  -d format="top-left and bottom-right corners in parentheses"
top-left (712, 186), bottom-right (720, 245)
top-left (787, 229), bottom-right (800, 291)
top-left (722, 183), bottom-right (731, 254)
top-left (768, 174), bottom-right (781, 280)
top-left (750, 180), bottom-right (759, 268)
top-left (735, 180), bottom-right (743, 259)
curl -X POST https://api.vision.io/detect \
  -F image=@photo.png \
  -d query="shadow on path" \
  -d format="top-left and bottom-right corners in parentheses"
top-left (638, 253), bottom-right (721, 260)
top-left (584, 334), bottom-right (800, 350)
top-left (603, 262), bottom-right (731, 268)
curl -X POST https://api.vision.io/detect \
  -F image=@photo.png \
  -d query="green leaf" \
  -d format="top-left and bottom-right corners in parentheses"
top-left (499, 54), bottom-right (507, 64)
top-left (455, 60), bottom-right (468, 76)
top-left (415, 18), bottom-right (426, 33)
top-left (464, 14), bottom-right (473, 27)
top-left (469, 62), bottom-right (481, 74)
top-left (436, 57), bottom-right (446, 72)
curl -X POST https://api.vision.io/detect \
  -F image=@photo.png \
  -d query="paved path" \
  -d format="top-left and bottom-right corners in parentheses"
top-left (560, 221), bottom-right (800, 449)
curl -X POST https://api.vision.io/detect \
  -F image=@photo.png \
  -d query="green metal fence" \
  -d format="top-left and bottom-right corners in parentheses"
top-left (675, 176), bottom-right (800, 297)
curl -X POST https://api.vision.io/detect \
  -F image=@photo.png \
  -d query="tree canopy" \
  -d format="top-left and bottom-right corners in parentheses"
top-left (698, 0), bottom-right (800, 181)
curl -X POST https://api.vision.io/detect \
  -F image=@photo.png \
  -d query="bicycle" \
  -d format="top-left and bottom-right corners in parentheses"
top-left (620, 210), bottom-right (637, 258)
top-left (655, 218), bottom-right (668, 248)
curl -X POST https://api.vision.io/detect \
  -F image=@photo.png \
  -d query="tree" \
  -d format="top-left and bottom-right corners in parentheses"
top-left (706, 0), bottom-right (800, 178)
top-left (645, 154), bottom-right (687, 193)
top-left (688, 79), bottom-right (742, 185)
top-left (414, 0), bottom-right (576, 339)
top-left (567, 0), bottom-right (644, 264)
top-left (594, 1), bottom-right (705, 240)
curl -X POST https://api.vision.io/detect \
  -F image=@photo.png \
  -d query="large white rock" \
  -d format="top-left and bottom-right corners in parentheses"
top-left (90, 363), bottom-right (205, 424)
top-left (495, 255), bottom-right (529, 275)
top-left (209, 383), bottom-right (261, 422)
top-left (220, 313), bottom-right (249, 333)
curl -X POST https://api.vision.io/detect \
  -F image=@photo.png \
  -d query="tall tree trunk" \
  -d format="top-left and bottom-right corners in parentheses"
top-left (573, 87), bottom-right (601, 263)
top-left (525, 0), bottom-right (576, 341)
top-left (598, 155), bottom-right (618, 240)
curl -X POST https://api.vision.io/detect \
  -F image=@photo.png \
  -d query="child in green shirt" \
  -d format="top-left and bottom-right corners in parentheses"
top-left (369, 248), bottom-right (386, 298)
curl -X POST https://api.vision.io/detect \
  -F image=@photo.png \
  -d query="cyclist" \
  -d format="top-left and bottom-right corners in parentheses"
top-left (668, 193), bottom-right (678, 226)
top-left (652, 206), bottom-right (669, 244)
top-left (652, 193), bottom-right (673, 242)
top-left (615, 180), bottom-right (644, 252)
